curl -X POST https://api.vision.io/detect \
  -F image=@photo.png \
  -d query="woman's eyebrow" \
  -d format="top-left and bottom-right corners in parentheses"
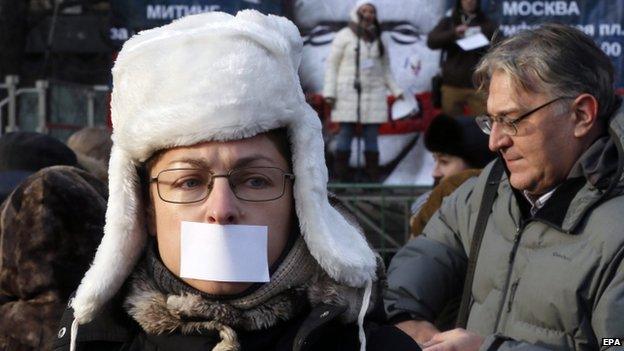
top-left (165, 155), bottom-right (277, 169)
top-left (233, 155), bottom-right (277, 168)
top-left (166, 158), bottom-right (210, 168)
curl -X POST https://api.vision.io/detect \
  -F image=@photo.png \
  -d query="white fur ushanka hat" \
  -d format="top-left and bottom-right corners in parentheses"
top-left (71, 10), bottom-right (377, 324)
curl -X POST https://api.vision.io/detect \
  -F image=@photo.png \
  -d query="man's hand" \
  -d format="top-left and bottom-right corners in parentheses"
top-left (395, 320), bottom-right (440, 346)
top-left (422, 328), bottom-right (484, 351)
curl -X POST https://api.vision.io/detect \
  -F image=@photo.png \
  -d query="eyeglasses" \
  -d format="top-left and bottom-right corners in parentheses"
top-left (475, 96), bottom-right (575, 136)
top-left (150, 167), bottom-right (295, 204)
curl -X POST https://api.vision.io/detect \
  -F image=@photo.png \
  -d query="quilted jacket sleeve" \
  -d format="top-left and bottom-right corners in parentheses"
top-left (590, 245), bottom-right (624, 349)
top-left (426, 17), bottom-right (455, 50)
top-left (479, 335), bottom-right (554, 350)
top-left (479, 235), bottom-right (624, 350)
top-left (384, 176), bottom-right (480, 321)
top-left (323, 29), bottom-right (348, 99)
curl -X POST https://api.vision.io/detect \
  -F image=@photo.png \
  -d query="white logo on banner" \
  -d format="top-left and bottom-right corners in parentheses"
top-left (503, 1), bottom-right (581, 17)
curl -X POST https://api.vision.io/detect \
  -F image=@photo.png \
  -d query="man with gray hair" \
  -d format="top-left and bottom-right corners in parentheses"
top-left (384, 23), bottom-right (624, 350)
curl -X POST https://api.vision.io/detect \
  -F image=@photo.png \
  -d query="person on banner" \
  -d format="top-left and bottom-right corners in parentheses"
top-left (290, 0), bottom-right (445, 95)
top-left (427, 0), bottom-right (497, 117)
top-left (385, 23), bottom-right (624, 350)
top-left (53, 10), bottom-right (419, 351)
top-left (323, 0), bottom-right (403, 182)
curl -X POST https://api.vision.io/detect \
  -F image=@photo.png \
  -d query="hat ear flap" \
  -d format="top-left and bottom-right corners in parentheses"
top-left (289, 107), bottom-right (376, 287)
top-left (72, 145), bottom-right (147, 323)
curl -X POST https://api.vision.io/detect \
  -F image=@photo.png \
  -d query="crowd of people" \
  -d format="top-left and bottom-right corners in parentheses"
top-left (1, 2), bottom-right (623, 351)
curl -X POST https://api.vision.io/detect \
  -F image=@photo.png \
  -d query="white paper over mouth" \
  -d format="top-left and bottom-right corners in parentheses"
top-left (179, 222), bottom-right (270, 283)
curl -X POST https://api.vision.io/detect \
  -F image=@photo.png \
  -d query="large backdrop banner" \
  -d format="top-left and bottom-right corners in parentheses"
top-left (482, 0), bottom-right (624, 88)
top-left (108, 0), bottom-right (285, 46)
top-left (108, 0), bottom-right (623, 89)
top-left (286, 0), bottom-right (624, 94)
top-left (289, 0), bottom-right (446, 96)
top-left (108, 0), bottom-right (449, 96)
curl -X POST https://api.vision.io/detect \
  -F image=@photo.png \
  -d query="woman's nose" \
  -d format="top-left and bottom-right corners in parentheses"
top-left (202, 178), bottom-right (241, 224)
top-left (432, 162), bottom-right (443, 179)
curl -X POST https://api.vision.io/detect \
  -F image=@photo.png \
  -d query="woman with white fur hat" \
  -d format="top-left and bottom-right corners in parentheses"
top-left (52, 10), bottom-right (418, 351)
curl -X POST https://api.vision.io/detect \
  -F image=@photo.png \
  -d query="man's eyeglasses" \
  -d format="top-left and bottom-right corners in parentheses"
top-left (150, 167), bottom-right (295, 204)
top-left (476, 96), bottom-right (575, 136)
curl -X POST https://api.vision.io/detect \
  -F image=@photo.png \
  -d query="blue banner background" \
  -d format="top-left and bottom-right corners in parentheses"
top-left (109, 0), bottom-right (284, 46)
top-left (481, 0), bottom-right (624, 88)
top-left (109, 0), bottom-right (623, 89)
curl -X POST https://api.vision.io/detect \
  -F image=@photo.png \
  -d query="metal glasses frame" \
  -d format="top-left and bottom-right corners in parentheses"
top-left (150, 166), bottom-right (295, 204)
top-left (476, 96), bottom-right (576, 136)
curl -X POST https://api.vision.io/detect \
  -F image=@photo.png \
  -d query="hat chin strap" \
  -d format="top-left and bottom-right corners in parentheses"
top-left (69, 318), bottom-right (78, 351)
top-left (357, 279), bottom-right (373, 351)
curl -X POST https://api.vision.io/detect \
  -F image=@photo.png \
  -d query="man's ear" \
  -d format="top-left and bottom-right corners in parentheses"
top-left (572, 93), bottom-right (599, 138)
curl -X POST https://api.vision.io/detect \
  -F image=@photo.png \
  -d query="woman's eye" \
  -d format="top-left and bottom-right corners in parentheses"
top-left (177, 178), bottom-right (204, 189)
top-left (245, 176), bottom-right (271, 188)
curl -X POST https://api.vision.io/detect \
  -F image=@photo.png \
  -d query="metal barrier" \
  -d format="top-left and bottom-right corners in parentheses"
top-left (328, 183), bottom-right (431, 259)
top-left (0, 75), bottom-right (110, 138)
top-left (0, 75), bottom-right (27, 133)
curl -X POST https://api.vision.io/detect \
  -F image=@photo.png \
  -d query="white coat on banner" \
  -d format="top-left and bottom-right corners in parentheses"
top-left (293, 0), bottom-right (445, 96)
top-left (291, 0), bottom-right (445, 183)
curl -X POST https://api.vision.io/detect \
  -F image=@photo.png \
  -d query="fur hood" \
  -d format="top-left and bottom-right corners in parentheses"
top-left (71, 10), bottom-right (377, 326)
top-left (0, 166), bottom-right (106, 351)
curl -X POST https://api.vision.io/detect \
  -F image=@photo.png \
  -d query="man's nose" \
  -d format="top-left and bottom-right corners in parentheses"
top-left (488, 122), bottom-right (512, 152)
top-left (203, 178), bottom-right (240, 224)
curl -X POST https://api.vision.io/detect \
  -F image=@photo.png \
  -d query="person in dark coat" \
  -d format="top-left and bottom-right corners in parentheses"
top-left (66, 126), bottom-right (113, 184)
top-left (0, 132), bottom-right (78, 204)
top-left (427, 0), bottom-right (497, 117)
top-left (409, 114), bottom-right (495, 223)
top-left (408, 114), bottom-right (496, 239)
top-left (53, 10), bottom-right (419, 351)
top-left (423, 114), bottom-right (494, 185)
top-left (0, 166), bottom-right (107, 351)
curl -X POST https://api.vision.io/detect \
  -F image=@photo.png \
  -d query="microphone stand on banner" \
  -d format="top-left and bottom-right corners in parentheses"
top-left (354, 24), bottom-right (363, 182)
